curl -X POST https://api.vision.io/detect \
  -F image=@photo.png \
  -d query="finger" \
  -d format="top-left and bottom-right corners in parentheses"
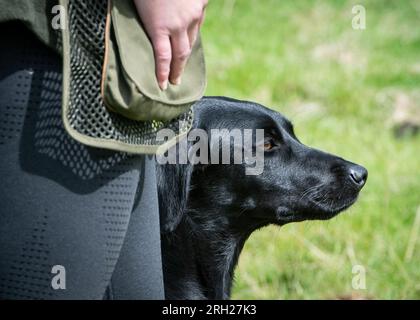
top-left (169, 31), bottom-right (191, 85)
top-left (187, 22), bottom-right (200, 49)
top-left (152, 34), bottom-right (172, 90)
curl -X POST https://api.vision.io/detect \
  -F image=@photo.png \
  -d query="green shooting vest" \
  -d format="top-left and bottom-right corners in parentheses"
top-left (0, 0), bottom-right (206, 155)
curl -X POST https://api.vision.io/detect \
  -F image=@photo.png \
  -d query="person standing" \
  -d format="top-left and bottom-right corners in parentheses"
top-left (0, 0), bottom-right (207, 300)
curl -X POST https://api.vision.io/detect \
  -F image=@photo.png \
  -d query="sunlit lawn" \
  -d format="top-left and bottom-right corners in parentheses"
top-left (202, 0), bottom-right (420, 299)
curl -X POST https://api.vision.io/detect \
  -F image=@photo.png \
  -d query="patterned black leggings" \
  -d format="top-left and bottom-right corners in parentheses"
top-left (0, 23), bottom-right (164, 299)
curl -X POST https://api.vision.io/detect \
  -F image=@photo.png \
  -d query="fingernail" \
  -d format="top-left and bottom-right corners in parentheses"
top-left (160, 80), bottom-right (168, 91)
top-left (174, 77), bottom-right (182, 86)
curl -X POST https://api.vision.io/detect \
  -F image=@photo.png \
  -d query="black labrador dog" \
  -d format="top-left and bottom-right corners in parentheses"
top-left (156, 97), bottom-right (367, 300)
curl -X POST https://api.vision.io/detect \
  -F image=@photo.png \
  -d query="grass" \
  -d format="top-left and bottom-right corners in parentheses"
top-left (201, 0), bottom-right (420, 299)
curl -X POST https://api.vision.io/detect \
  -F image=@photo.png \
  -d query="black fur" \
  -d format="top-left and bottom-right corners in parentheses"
top-left (157, 97), bottom-right (367, 299)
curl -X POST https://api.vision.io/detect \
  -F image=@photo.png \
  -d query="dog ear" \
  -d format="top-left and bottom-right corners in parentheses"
top-left (156, 142), bottom-right (193, 233)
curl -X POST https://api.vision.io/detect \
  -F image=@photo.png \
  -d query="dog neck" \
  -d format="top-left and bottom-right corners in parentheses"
top-left (163, 205), bottom-right (267, 300)
top-left (193, 213), bottom-right (250, 299)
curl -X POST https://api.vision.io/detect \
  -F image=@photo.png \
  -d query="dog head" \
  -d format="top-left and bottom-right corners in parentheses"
top-left (158, 97), bottom-right (367, 232)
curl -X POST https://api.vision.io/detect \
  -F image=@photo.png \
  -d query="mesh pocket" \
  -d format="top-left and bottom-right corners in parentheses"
top-left (63, 0), bottom-right (193, 154)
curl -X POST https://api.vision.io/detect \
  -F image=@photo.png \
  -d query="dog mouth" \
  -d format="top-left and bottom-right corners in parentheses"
top-left (276, 191), bottom-right (359, 224)
top-left (305, 195), bottom-right (358, 220)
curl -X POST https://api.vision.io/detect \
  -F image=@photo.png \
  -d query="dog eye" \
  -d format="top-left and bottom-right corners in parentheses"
top-left (264, 139), bottom-right (274, 151)
top-left (264, 142), bottom-right (272, 150)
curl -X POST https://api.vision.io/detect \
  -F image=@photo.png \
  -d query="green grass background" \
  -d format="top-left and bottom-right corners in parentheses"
top-left (201, 0), bottom-right (420, 299)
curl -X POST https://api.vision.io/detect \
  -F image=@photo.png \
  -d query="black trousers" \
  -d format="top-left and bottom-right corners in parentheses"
top-left (0, 23), bottom-right (164, 299)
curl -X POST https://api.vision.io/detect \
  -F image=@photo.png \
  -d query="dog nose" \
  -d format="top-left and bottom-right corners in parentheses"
top-left (348, 165), bottom-right (368, 188)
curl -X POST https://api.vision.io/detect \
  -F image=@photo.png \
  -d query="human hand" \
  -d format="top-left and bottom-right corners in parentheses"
top-left (133, 0), bottom-right (208, 90)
